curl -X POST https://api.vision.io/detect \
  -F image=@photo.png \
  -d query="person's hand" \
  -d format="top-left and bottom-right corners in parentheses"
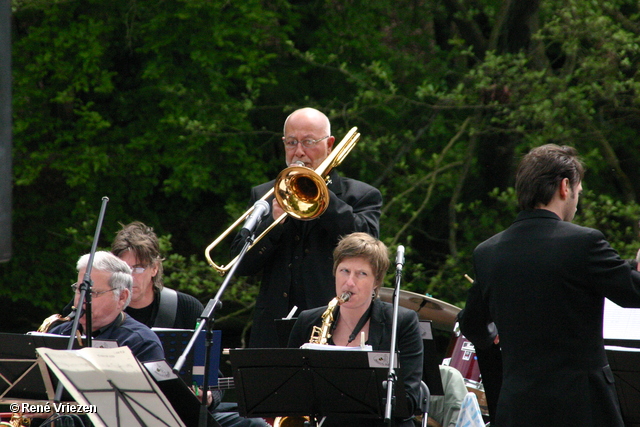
top-left (636, 248), bottom-right (640, 271)
top-left (190, 386), bottom-right (213, 406)
top-left (272, 198), bottom-right (286, 222)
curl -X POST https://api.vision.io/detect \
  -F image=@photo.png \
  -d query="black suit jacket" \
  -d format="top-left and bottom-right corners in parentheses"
top-left (231, 170), bottom-right (381, 347)
top-left (287, 298), bottom-right (423, 426)
top-left (460, 209), bottom-right (640, 426)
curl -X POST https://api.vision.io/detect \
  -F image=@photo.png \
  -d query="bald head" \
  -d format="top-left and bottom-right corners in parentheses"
top-left (282, 108), bottom-right (335, 170)
top-left (283, 108), bottom-right (331, 136)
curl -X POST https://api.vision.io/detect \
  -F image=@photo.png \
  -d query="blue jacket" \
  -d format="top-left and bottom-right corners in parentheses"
top-left (50, 312), bottom-right (165, 363)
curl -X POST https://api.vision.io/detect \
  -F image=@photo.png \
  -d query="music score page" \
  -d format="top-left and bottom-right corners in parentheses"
top-left (603, 298), bottom-right (640, 340)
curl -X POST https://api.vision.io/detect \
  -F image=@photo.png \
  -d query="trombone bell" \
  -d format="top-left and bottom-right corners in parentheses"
top-left (274, 165), bottom-right (329, 220)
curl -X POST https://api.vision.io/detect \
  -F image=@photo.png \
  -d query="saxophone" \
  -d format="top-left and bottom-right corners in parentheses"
top-left (37, 313), bottom-right (73, 333)
top-left (36, 308), bottom-right (84, 347)
top-left (272, 292), bottom-right (351, 427)
top-left (308, 292), bottom-right (351, 344)
top-left (7, 412), bottom-right (31, 427)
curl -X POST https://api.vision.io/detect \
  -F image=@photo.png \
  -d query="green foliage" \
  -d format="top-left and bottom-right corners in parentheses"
top-left (6, 0), bottom-right (291, 316)
top-left (5, 0), bottom-right (640, 334)
top-left (577, 191), bottom-right (640, 258)
top-left (159, 232), bottom-right (258, 308)
top-left (420, 186), bottom-right (519, 307)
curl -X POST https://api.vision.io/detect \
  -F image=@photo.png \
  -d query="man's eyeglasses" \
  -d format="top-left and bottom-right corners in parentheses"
top-left (130, 266), bottom-right (148, 275)
top-left (283, 136), bottom-right (329, 150)
top-left (71, 283), bottom-right (116, 299)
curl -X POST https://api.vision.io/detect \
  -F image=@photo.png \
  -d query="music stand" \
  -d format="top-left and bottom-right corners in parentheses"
top-left (0, 332), bottom-right (81, 402)
top-left (37, 346), bottom-right (186, 427)
top-left (606, 345), bottom-right (640, 426)
top-left (419, 321), bottom-right (444, 396)
top-left (144, 360), bottom-right (221, 427)
top-left (153, 328), bottom-right (223, 388)
top-left (229, 348), bottom-right (408, 422)
top-left (274, 318), bottom-right (297, 348)
top-left (153, 328), bottom-right (195, 383)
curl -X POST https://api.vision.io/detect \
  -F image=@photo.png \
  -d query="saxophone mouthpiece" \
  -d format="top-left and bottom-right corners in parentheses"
top-left (339, 292), bottom-right (351, 303)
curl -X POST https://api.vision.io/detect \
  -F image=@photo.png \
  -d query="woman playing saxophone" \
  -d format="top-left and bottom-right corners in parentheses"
top-left (287, 232), bottom-right (424, 427)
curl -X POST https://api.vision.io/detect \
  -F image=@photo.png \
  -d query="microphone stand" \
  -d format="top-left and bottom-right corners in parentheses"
top-left (54, 196), bottom-right (109, 403)
top-left (384, 245), bottom-right (404, 425)
top-left (174, 223), bottom-right (262, 427)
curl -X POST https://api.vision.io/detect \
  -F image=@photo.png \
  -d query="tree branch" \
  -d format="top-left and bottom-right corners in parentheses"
top-left (448, 119), bottom-right (478, 257)
top-left (388, 117), bottom-right (471, 246)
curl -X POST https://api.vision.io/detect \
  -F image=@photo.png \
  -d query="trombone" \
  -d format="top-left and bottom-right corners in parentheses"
top-left (205, 127), bottom-right (361, 275)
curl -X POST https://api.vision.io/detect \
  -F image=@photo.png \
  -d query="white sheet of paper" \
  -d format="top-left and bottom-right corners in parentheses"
top-left (300, 343), bottom-right (373, 351)
top-left (603, 298), bottom-right (640, 340)
top-left (36, 346), bottom-right (185, 427)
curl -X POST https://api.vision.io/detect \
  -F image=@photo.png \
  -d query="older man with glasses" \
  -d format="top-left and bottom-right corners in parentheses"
top-left (50, 251), bottom-right (164, 363)
top-left (231, 107), bottom-right (382, 348)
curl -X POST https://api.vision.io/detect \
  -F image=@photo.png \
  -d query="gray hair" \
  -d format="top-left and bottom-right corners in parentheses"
top-left (77, 251), bottom-right (133, 307)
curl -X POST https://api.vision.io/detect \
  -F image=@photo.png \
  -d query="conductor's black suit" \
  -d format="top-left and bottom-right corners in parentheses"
top-left (460, 209), bottom-right (640, 426)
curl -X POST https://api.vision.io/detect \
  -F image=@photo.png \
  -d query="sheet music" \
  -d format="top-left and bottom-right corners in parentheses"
top-left (26, 331), bottom-right (117, 349)
top-left (300, 343), bottom-right (373, 351)
top-left (36, 346), bottom-right (185, 427)
top-left (603, 298), bottom-right (640, 340)
top-left (605, 345), bottom-right (640, 352)
top-left (38, 346), bottom-right (149, 390)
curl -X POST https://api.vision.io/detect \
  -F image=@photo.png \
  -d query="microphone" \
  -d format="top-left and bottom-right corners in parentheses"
top-left (395, 245), bottom-right (405, 269)
top-left (240, 200), bottom-right (271, 238)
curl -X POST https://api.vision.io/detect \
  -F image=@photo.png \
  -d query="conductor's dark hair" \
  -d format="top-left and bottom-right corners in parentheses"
top-left (515, 144), bottom-right (585, 211)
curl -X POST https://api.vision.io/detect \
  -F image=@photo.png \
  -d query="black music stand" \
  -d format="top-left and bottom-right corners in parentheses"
top-left (144, 360), bottom-right (221, 427)
top-left (229, 348), bottom-right (408, 422)
top-left (606, 346), bottom-right (640, 427)
top-left (274, 318), bottom-right (297, 348)
top-left (0, 332), bottom-right (81, 402)
top-left (419, 321), bottom-right (444, 396)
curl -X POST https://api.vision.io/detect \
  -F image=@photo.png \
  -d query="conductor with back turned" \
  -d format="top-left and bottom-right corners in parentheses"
top-left (230, 107), bottom-right (382, 348)
top-left (459, 144), bottom-right (640, 426)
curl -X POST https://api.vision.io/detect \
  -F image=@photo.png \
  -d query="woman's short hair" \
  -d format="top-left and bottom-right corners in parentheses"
top-left (333, 232), bottom-right (390, 292)
top-left (111, 221), bottom-right (164, 291)
top-left (76, 251), bottom-right (133, 307)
